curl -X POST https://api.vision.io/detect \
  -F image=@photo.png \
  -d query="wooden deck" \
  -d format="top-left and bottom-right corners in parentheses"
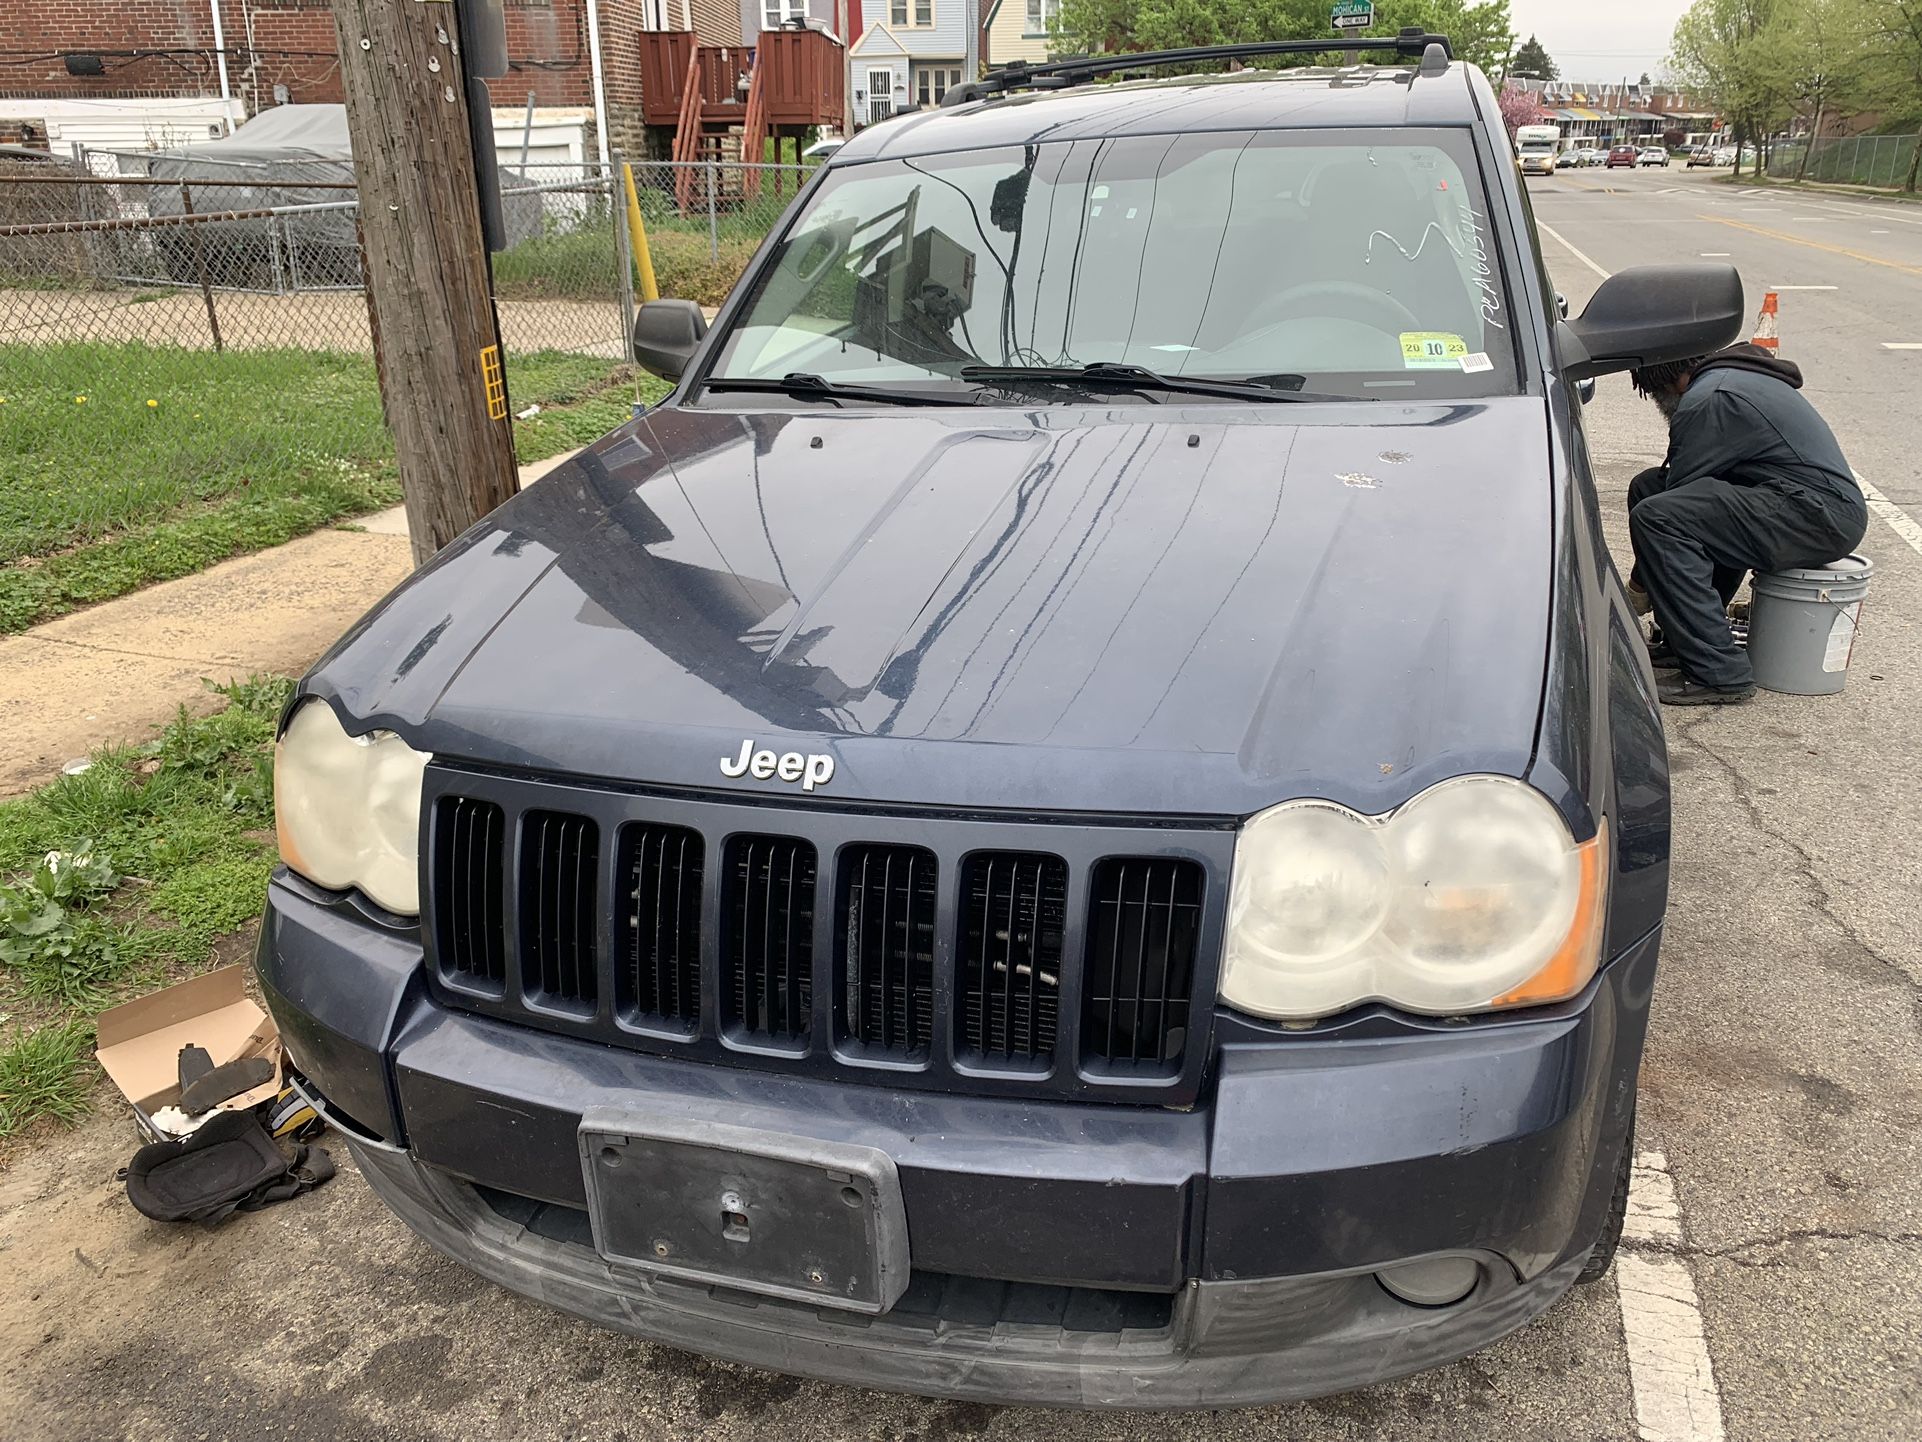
top-left (638, 29), bottom-right (845, 130)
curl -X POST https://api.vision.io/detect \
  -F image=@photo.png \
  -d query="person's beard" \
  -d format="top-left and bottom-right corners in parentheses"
top-left (1652, 385), bottom-right (1683, 421)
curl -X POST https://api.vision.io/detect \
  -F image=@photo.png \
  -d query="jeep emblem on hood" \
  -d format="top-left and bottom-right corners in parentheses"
top-left (720, 739), bottom-right (834, 792)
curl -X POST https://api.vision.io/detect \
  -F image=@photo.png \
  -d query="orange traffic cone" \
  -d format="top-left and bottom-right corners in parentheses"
top-left (1752, 289), bottom-right (1779, 350)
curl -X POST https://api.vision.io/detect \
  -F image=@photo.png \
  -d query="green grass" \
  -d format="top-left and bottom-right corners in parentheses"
top-left (0, 342), bottom-right (663, 634)
top-left (0, 1020), bottom-right (94, 1138)
top-left (511, 353), bottom-right (670, 460)
top-left (0, 344), bottom-right (398, 632)
top-left (0, 675), bottom-right (292, 1138)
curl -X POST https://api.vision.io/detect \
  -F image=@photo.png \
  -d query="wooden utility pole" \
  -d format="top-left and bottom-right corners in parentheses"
top-left (332, 0), bottom-right (518, 567)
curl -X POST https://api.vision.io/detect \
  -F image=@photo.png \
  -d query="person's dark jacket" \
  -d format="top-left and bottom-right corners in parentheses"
top-left (1659, 344), bottom-right (1862, 514)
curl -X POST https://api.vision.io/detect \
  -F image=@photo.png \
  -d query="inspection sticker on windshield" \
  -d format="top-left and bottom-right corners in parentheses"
top-left (1458, 352), bottom-right (1494, 374)
top-left (1399, 332), bottom-right (1468, 369)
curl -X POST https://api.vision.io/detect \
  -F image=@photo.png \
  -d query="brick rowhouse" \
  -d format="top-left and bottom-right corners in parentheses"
top-left (0, 0), bottom-right (650, 154)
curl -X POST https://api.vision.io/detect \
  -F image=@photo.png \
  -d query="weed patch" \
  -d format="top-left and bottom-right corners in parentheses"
top-left (0, 674), bottom-right (294, 1135)
top-left (0, 1019), bottom-right (94, 1137)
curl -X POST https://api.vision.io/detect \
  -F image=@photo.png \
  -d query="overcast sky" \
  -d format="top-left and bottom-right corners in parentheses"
top-left (1506, 0), bottom-right (1690, 84)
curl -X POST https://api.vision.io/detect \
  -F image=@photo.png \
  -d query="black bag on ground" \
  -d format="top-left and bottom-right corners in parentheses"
top-left (122, 1108), bottom-right (335, 1227)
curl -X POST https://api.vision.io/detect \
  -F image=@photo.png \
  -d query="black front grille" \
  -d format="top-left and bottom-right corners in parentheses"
top-left (427, 775), bottom-right (1223, 1104)
top-left (619, 823), bottom-right (704, 1030)
top-left (434, 796), bottom-right (506, 988)
top-left (1081, 859), bottom-right (1204, 1073)
top-left (958, 852), bottom-right (1067, 1066)
top-left (838, 844), bottom-right (937, 1057)
top-left (521, 811), bottom-right (599, 1008)
top-left (723, 835), bottom-right (816, 1043)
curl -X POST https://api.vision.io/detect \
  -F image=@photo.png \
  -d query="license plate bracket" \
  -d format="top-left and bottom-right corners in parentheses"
top-left (577, 1105), bottom-right (910, 1314)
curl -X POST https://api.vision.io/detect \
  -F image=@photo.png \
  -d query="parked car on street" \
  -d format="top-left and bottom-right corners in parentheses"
top-left (262, 31), bottom-right (1742, 1410)
top-left (1605, 143), bottom-right (1639, 168)
top-left (1571, 145), bottom-right (1605, 167)
top-left (1638, 146), bottom-right (1670, 167)
top-left (1686, 146), bottom-right (1718, 167)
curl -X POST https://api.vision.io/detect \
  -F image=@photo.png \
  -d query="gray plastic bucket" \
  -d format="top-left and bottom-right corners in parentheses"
top-left (1748, 554), bottom-right (1874, 695)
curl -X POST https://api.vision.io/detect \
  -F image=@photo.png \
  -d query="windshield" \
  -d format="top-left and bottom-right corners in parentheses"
top-left (704, 128), bottom-right (1520, 403)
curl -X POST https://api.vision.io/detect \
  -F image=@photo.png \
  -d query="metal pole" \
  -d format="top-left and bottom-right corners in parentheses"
top-left (584, 0), bottom-right (613, 174)
top-left (181, 184), bottom-right (225, 352)
top-left (707, 159), bottom-right (719, 261)
top-left (519, 91), bottom-right (537, 171)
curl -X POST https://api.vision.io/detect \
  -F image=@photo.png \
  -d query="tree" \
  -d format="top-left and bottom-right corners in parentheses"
top-left (1639, 70), bottom-right (1653, 85)
top-left (1750, 0), bottom-right (1870, 178)
top-left (1508, 33), bottom-right (1557, 79)
top-left (1859, 0), bottom-right (1922, 189)
top-left (1670, 0), bottom-right (1788, 176)
top-left (1497, 81), bottom-right (1544, 138)
top-left (1050, 0), bottom-right (1515, 75)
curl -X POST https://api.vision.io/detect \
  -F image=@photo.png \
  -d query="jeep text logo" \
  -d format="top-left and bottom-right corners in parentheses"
top-left (720, 739), bottom-right (834, 792)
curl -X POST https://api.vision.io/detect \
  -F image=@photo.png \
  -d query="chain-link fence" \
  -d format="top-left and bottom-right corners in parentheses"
top-left (629, 160), bottom-right (809, 307)
top-left (1768, 134), bottom-right (1921, 191)
top-left (0, 152), bottom-right (801, 634)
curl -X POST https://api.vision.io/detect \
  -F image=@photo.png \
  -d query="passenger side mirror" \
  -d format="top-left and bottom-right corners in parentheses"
top-left (632, 299), bottom-right (709, 382)
top-left (1557, 264), bottom-right (1743, 381)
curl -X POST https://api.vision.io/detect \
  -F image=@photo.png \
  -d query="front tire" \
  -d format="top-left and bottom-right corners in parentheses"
top-left (1575, 1112), bottom-right (1634, 1284)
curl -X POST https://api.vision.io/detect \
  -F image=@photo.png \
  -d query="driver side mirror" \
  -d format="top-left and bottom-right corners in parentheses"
top-left (632, 299), bottom-right (708, 382)
top-left (1557, 264), bottom-right (1743, 381)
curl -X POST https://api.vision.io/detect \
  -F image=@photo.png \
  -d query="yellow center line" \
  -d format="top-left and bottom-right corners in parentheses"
top-left (1699, 214), bottom-right (1922, 278)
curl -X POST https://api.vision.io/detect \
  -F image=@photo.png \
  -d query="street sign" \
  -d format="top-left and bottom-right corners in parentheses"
top-left (1332, 0), bottom-right (1373, 29)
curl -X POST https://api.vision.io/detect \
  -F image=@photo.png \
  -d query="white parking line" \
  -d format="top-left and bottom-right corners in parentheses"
top-left (1883, 343), bottom-right (1922, 350)
top-left (1620, 1151), bottom-right (1727, 1442)
top-left (1699, 252), bottom-right (1731, 257)
top-left (1770, 285), bottom-right (1839, 291)
top-left (1538, 221), bottom-right (1611, 280)
top-left (1858, 472), bottom-right (1922, 559)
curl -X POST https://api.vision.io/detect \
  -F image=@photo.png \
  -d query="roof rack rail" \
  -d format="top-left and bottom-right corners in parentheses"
top-left (943, 29), bottom-right (1454, 106)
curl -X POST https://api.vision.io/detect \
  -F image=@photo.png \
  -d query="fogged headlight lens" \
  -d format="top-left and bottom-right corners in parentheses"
top-left (1223, 777), bottom-right (1606, 1021)
top-left (275, 699), bottom-right (431, 915)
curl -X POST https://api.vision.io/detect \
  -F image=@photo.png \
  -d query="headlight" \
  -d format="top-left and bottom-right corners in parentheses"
top-left (1223, 777), bottom-right (1607, 1021)
top-left (274, 699), bottom-right (431, 915)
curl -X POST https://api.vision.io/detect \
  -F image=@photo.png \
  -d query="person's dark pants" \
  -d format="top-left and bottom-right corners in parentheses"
top-left (1627, 467), bottom-right (1868, 689)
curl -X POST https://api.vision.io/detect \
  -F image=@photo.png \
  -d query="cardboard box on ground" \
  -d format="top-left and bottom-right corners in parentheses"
top-left (95, 965), bottom-right (282, 1143)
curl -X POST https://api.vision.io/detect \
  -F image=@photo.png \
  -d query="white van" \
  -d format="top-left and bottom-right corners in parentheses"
top-left (1515, 124), bottom-right (1559, 176)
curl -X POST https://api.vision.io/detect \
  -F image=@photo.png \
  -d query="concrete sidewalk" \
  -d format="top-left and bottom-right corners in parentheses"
top-left (0, 451), bottom-right (577, 799)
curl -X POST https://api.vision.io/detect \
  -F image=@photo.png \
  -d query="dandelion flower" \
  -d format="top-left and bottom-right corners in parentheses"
top-left (75, 395), bottom-right (87, 404)
top-left (146, 398), bottom-right (159, 408)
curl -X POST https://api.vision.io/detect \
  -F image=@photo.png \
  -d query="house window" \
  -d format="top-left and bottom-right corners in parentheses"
top-left (763, 0), bottom-right (805, 29)
top-left (916, 66), bottom-right (962, 106)
top-left (1024, 0), bottom-right (1057, 33)
top-left (914, 0), bottom-right (932, 23)
top-left (890, 0), bottom-right (907, 21)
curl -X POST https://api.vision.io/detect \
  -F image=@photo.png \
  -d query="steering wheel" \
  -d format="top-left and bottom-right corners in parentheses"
top-left (1242, 281), bottom-right (1422, 337)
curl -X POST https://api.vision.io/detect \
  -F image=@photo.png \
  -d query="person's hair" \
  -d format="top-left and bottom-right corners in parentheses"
top-left (1629, 356), bottom-right (1708, 400)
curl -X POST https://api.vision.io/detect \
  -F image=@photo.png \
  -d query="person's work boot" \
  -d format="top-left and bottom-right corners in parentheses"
top-left (1626, 581), bottom-right (1654, 617)
top-left (1644, 627), bottom-right (1682, 674)
top-left (1658, 673), bottom-right (1755, 707)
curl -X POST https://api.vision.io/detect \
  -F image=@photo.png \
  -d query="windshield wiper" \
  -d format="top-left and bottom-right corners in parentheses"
top-left (703, 372), bottom-right (981, 407)
top-left (960, 362), bottom-right (1368, 404)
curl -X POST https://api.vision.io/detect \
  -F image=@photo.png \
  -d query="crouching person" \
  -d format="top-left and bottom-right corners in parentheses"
top-left (1627, 344), bottom-right (1866, 705)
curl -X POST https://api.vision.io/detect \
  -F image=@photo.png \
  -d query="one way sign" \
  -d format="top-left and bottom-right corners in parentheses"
top-left (1332, 0), bottom-right (1373, 28)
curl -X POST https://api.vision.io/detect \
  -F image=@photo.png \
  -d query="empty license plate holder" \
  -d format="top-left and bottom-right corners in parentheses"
top-left (577, 1106), bottom-right (910, 1314)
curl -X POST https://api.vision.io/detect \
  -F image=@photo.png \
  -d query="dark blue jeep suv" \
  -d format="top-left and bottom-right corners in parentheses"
top-left (259, 32), bottom-right (1744, 1407)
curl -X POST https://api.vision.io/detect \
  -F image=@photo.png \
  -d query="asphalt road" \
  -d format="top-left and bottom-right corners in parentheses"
top-left (3, 164), bottom-right (1919, 1442)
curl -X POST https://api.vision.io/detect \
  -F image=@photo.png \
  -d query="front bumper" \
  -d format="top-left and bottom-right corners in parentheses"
top-left (259, 877), bottom-right (1654, 1407)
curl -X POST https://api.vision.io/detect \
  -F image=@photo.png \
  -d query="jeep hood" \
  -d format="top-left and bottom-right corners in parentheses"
top-left (308, 403), bottom-right (1554, 817)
